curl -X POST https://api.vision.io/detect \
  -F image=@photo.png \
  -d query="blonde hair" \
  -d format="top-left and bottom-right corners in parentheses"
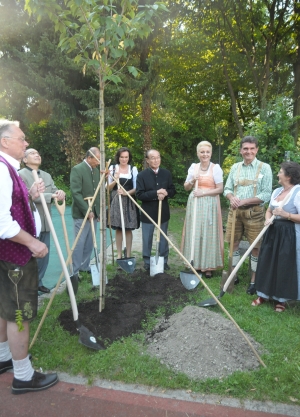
top-left (196, 141), bottom-right (212, 152)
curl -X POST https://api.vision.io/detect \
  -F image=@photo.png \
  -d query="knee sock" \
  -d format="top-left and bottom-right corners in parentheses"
top-left (232, 250), bottom-right (240, 267)
top-left (0, 341), bottom-right (12, 362)
top-left (12, 355), bottom-right (34, 381)
top-left (251, 255), bottom-right (258, 273)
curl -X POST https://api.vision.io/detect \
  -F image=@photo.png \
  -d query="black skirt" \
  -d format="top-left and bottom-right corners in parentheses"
top-left (255, 219), bottom-right (298, 300)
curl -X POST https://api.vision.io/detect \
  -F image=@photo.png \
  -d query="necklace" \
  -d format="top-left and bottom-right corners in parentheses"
top-left (200, 163), bottom-right (210, 172)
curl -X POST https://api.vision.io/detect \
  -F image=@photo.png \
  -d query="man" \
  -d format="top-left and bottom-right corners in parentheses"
top-left (224, 136), bottom-right (272, 294)
top-left (70, 147), bottom-right (101, 278)
top-left (0, 119), bottom-right (58, 394)
top-left (136, 149), bottom-right (176, 271)
top-left (19, 149), bottom-right (65, 293)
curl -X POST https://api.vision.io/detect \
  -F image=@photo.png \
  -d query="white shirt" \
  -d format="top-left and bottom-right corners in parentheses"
top-left (0, 151), bottom-right (41, 239)
top-left (108, 164), bottom-right (138, 189)
top-left (185, 163), bottom-right (223, 184)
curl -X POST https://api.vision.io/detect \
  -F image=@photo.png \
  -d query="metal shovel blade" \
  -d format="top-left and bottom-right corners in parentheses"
top-left (75, 320), bottom-right (105, 350)
top-left (198, 290), bottom-right (225, 307)
top-left (180, 270), bottom-right (201, 290)
top-left (116, 257), bottom-right (136, 273)
top-left (90, 264), bottom-right (100, 286)
top-left (150, 255), bottom-right (164, 276)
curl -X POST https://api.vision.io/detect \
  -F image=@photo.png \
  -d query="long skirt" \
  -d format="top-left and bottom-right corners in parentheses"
top-left (108, 190), bottom-right (139, 231)
top-left (181, 194), bottom-right (223, 271)
top-left (256, 220), bottom-right (298, 301)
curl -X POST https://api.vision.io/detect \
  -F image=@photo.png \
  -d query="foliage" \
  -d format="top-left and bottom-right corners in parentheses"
top-left (26, 120), bottom-right (70, 180)
top-left (53, 175), bottom-right (72, 205)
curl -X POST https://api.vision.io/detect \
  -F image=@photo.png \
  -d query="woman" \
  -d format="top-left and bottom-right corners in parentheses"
top-left (251, 162), bottom-right (300, 312)
top-left (108, 147), bottom-right (139, 261)
top-left (181, 141), bottom-right (224, 277)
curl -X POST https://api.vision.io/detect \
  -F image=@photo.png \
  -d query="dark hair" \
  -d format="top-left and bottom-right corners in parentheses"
top-left (114, 147), bottom-right (132, 165)
top-left (280, 162), bottom-right (300, 185)
top-left (240, 136), bottom-right (258, 148)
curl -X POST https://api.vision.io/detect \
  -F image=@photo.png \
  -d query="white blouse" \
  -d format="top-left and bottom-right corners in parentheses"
top-left (185, 162), bottom-right (223, 185)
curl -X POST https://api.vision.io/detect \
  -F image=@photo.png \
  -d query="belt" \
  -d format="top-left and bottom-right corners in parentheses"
top-left (238, 204), bottom-right (260, 210)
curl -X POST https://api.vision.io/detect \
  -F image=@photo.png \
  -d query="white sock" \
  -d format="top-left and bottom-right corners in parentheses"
top-left (12, 356), bottom-right (34, 381)
top-left (0, 341), bottom-right (12, 362)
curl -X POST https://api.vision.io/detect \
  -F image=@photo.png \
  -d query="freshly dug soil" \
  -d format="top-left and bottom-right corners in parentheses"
top-left (59, 269), bottom-right (263, 380)
top-left (59, 269), bottom-right (192, 344)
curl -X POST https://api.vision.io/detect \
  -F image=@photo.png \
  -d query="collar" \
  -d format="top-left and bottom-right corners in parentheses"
top-left (84, 159), bottom-right (93, 171)
top-left (242, 157), bottom-right (257, 167)
top-left (24, 165), bottom-right (40, 174)
top-left (151, 168), bottom-right (159, 174)
top-left (0, 151), bottom-right (20, 170)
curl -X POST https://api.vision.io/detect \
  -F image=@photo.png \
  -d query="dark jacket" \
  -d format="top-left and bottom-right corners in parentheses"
top-left (136, 167), bottom-right (176, 223)
top-left (70, 161), bottom-right (100, 219)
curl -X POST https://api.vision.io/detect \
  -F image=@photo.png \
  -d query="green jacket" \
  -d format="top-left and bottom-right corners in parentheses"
top-left (70, 160), bottom-right (100, 219)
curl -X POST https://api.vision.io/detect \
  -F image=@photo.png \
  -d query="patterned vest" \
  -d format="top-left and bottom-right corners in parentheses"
top-left (0, 156), bottom-right (36, 266)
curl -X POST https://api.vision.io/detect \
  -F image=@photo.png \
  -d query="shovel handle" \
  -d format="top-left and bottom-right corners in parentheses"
top-left (190, 179), bottom-right (198, 263)
top-left (54, 197), bottom-right (66, 216)
top-left (32, 170), bottom-right (79, 321)
top-left (84, 197), bottom-right (97, 248)
top-left (156, 200), bottom-right (162, 243)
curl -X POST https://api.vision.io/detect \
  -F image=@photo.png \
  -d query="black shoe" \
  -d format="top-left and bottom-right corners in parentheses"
top-left (247, 283), bottom-right (256, 295)
top-left (38, 286), bottom-right (50, 293)
top-left (12, 371), bottom-right (58, 395)
top-left (234, 277), bottom-right (240, 285)
top-left (144, 264), bottom-right (150, 271)
top-left (164, 264), bottom-right (170, 271)
top-left (0, 354), bottom-right (32, 375)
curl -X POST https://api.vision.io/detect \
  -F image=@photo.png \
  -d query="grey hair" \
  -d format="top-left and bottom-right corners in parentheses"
top-left (0, 119), bottom-right (20, 139)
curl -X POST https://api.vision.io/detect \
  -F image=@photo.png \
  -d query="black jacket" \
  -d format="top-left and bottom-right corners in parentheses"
top-left (136, 167), bottom-right (176, 223)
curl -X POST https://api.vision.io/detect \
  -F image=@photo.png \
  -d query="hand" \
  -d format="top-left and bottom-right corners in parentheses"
top-left (117, 188), bottom-right (125, 195)
top-left (29, 179), bottom-right (45, 199)
top-left (157, 188), bottom-right (168, 197)
top-left (273, 207), bottom-right (286, 217)
top-left (229, 196), bottom-right (241, 209)
top-left (53, 190), bottom-right (65, 201)
top-left (264, 218), bottom-right (274, 226)
top-left (29, 240), bottom-right (48, 258)
top-left (193, 188), bottom-right (205, 197)
top-left (88, 212), bottom-right (95, 221)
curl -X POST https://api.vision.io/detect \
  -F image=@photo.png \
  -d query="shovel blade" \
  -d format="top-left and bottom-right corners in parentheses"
top-left (180, 270), bottom-right (201, 290)
top-left (75, 320), bottom-right (105, 350)
top-left (198, 297), bottom-right (219, 307)
top-left (90, 264), bottom-right (100, 286)
top-left (117, 257), bottom-right (136, 273)
top-left (150, 255), bottom-right (164, 276)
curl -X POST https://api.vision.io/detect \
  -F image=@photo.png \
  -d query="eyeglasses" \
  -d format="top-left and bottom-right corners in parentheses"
top-left (26, 151), bottom-right (41, 157)
top-left (4, 136), bottom-right (26, 142)
top-left (148, 156), bottom-right (161, 161)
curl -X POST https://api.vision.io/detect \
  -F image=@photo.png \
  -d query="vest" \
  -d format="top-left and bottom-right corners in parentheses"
top-left (0, 156), bottom-right (36, 266)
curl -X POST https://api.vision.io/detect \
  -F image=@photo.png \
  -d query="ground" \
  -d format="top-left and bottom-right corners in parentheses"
top-left (59, 268), bottom-right (262, 381)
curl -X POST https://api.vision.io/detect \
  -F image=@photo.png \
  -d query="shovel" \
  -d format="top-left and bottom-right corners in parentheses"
top-left (84, 196), bottom-right (101, 286)
top-left (54, 198), bottom-right (78, 295)
top-left (150, 200), bottom-right (164, 276)
top-left (198, 190), bottom-right (293, 307)
top-left (180, 179), bottom-right (201, 289)
top-left (116, 187), bottom-right (136, 273)
top-left (32, 170), bottom-right (104, 350)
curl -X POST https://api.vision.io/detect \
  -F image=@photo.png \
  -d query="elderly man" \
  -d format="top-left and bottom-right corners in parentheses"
top-left (19, 149), bottom-right (65, 293)
top-left (0, 119), bottom-right (58, 394)
top-left (224, 136), bottom-right (272, 294)
top-left (70, 147), bottom-right (101, 279)
top-left (136, 149), bottom-right (176, 271)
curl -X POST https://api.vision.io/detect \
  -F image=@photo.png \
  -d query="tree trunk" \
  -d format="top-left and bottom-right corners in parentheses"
top-left (293, 2), bottom-right (300, 145)
top-left (142, 87), bottom-right (152, 169)
top-left (99, 74), bottom-right (106, 311)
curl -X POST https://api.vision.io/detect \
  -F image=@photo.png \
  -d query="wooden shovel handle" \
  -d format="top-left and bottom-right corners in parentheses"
top-left (84, 197), bottom-right (97, 249)
top-left (54, 197), bottom-right (66, 216)
top-left (156, 200), bottom-right (162, 243)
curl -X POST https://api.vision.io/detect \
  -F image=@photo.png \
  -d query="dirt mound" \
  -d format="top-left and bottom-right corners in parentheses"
top-left (59, 271), bottom-right (263, 380)
top-left (146, 305), bottom-right (262, 380)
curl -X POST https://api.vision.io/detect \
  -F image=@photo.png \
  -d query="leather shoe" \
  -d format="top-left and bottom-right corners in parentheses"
top-left (144, 264), bottom-right (150, 271)
top-left (0, 354), bottom-right (32, 375)
top-left (38, 286), bottom-right (50, 293)
top-left (12, 370), bottom-right (58, 395)
top-left (164, 264), bottom-right (170, 271)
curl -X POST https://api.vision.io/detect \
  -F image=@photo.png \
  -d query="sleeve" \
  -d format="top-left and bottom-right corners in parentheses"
top-left (185, 163), bottom-right (196, 183)
top-left (70, 167), bottom-right (89, 216)
top-left (0, 163), bottom-right (21, 239)
top-left (131, 166), bottom-right (138, 189)
top-left (223, 164), bottom-right (236, 197)
top-left (212, 164), bottom-right (223, 184)
top-left (33, 172), bottom-right (57, 204)
top-left (166, 171), bottom-right (176, 198)
top-left (293, 190), bottom-right (300, 213)
top-left (136, 173), bottom-right (158, 201)
top-left (255, 164), bottom-right (273, 204)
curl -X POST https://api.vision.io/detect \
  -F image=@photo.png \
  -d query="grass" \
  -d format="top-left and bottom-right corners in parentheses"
top-left (29, 207), bottom-right (300, 406)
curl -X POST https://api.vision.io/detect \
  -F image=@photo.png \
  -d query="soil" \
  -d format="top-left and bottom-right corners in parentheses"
top-left (59, 269), bottom-right (263, 381)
